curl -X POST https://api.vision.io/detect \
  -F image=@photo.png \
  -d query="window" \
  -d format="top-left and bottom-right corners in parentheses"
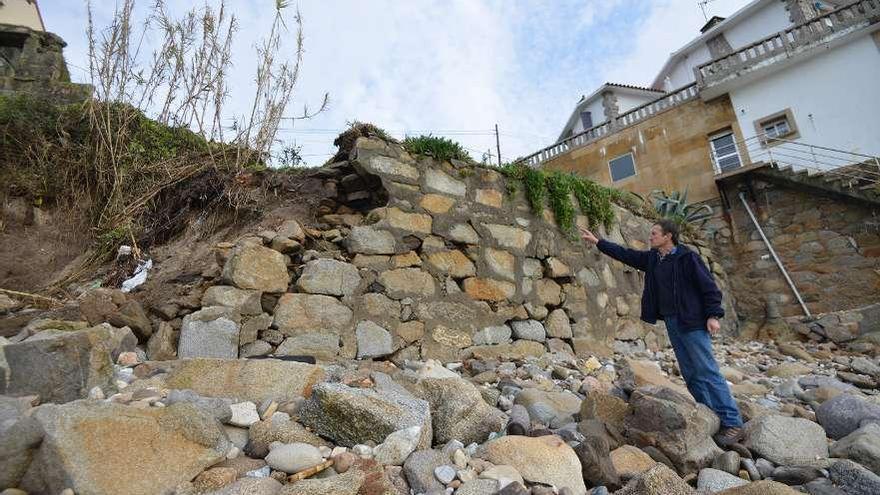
top-left (709, 131), bottom-right (742, 173)
top-left (580, 111), bottom-right (593, 130)
top-left (762, 117), bottom-right (790, 139)
top-left (609, 153), bottom-right (636, 182)
top-left (754, 108), bottom-right (799, 146)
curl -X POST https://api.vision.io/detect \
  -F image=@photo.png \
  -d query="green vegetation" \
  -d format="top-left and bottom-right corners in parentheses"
top-left (330, 121), bottom-right (394, 163)
top-left (0, 93), bottom-right (240, 268)
top-left (650, 188), bottom-right (714, 225)
top-left (402, 135), bottom-right (472, 163)
top-left (498, 162), bottom-right (621, 233)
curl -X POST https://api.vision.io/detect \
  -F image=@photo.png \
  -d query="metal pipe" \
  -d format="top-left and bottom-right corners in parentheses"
top-left (738, 192), bottom-right (812, 319)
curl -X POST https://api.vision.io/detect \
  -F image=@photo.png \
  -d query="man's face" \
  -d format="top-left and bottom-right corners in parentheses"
top-left (649, 225), bottom-right (670, 248)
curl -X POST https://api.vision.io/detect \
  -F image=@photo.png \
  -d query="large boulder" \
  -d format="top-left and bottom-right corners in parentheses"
top-left (201, 286), bottom-right (263, 316)
top-left (623, 386), bottom-right (721, 475)
top-left (827, 459), bottom-right (880, 495)
top-left (476, 435), bottom-right (587, 495)
top-left (79, 288), bottom-right (153, 340)
top-left (580, 388), bottom-right (631, 432)
top-left (403, 449), bottom-right (450, 494)
top-left (697, 468), bottom-right (749, 492)
top-left (1, 323), bottom-right (136, 403)
top-left (743, 415), bottom-right (829, 466)
top-left (830, 423), bottom-right (880, 474)
top-left (164, 358), bottom-right (325, 403)
top-left (715, 481), bottom-right (802, 494)
top-left (514, 388), bottom-right (581, 428)
top-left (574, 435), bottom-right (620, 489)
top-left (178, 306), bottom-right (241, 359)
top-left (248, 417), bottom-right (328, 448)
top-left (222, 244), bottom-right (290, 292)
top-left (816, 393), bottom-right (880, 440)
top-left (0, 396), bottom-right (43, 489)
top-left (618, 359), bottom-right (688, 395)
top-left (408, 376), bottom-right (507, 445)
top-left (295, 259), bottom-right (362, 296)
top-left (346, 226), bottom-right (396, 255)
top-left (273, 293), bottom-right (353, 336)
top-left (614, 463), bottom-right (694, 495)
top-left (18, 401), bottom-right (229, 495)
top-left (298, 382), bottom-right (432, 449)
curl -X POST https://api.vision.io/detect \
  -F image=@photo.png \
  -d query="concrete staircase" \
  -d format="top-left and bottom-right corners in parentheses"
top-left (752, 160), bottom-right (880, 207)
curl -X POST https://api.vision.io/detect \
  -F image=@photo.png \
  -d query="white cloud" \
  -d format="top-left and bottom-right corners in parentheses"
top-left (39, 0), bottom-right (751, 165)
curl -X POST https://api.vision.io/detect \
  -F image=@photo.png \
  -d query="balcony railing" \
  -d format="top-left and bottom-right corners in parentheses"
top-left (696, 0), bottom-right (880, 87)
top-left (519, 83), bottom-right (699, 168)
top-left (711, 134), bottom-right (880, 187)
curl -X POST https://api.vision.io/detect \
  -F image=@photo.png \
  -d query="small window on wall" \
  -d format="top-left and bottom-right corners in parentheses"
top-left (763, 118), bottom-right (790, 139)
top-left (709, 131), bottom-right (742, 173)
top-left (580, 111), bottom-right (593, 130)
top-left (609, 153), bottom-right (636, 182)
top-left (754, 108), bottom-right (799, 145)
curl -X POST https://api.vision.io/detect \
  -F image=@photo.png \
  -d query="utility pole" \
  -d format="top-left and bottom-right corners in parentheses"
top-left (495, 124), bottom-right (502, 167)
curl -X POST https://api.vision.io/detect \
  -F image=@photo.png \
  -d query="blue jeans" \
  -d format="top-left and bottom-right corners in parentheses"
top-left (664, 316), bottom-right (743, 428)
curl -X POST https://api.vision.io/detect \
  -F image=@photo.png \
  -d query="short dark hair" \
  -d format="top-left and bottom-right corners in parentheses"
top-left (654, 219), bottom-right (680, 245)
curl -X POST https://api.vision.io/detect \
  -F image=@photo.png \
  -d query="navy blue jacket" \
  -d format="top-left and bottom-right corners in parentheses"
top-left (597, 239), bottom-right (724, 331)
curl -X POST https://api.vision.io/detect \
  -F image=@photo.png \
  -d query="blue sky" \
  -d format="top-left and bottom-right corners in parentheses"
top-left (41, 0), bottom-right (751, 166)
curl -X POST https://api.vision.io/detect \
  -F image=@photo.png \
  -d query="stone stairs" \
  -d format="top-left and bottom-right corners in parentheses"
top-left (753, 160), bottom-right (880, 208)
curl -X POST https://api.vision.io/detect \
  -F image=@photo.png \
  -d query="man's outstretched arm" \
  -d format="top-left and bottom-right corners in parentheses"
top-left (580, 228), bottom-right (651, 272)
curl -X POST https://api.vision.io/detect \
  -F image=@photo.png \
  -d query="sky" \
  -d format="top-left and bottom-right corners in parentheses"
top-left (41, 0), bottom-right (753, 166)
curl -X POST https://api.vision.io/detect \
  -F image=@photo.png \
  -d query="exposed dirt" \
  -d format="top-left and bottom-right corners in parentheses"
top-left (0, 196), bottom-right (90, 293)
top-left (0, 169), bottom-right (331, 310)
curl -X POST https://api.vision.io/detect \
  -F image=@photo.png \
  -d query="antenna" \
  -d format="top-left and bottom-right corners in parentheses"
top-left (698, 0), bottom-right (718, 20)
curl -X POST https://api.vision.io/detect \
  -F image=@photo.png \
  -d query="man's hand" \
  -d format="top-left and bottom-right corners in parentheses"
top-left (579, 227), bottom-right (599, 246)
top-left (707, 317), bottom-right (721, 336)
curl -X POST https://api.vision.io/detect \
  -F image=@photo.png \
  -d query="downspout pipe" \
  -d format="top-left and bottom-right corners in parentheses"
top-left (738, 192), bottom-right (813, 319)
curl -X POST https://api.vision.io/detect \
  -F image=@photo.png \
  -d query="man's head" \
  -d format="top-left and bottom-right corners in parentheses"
top-left (650, 219), bottom-right (679, 249)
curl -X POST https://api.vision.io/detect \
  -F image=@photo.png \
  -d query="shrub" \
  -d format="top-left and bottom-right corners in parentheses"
top-left (402, 135), bottom-right (471, 163)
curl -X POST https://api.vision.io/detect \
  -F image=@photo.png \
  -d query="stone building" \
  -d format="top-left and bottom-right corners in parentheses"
top-left (1, 1), bottom-right (91, 103)
top-left (524, 0), bottom-right (880, 331)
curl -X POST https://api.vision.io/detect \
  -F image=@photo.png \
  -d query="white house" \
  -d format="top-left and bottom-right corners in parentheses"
top-left (556, 83), bottom-right (663, 141)
top-left (547, 0), bottom-right (880, 175)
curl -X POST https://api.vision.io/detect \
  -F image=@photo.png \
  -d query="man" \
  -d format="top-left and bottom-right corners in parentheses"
top-left (580, 219), bottom-right (744, 447)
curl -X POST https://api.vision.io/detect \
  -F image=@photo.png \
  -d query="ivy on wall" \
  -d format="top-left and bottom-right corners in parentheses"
top-left (499, 163), bottom-right (621, 234)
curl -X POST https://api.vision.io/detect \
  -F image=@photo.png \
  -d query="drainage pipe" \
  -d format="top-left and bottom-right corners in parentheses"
top-left (738, 191), bottom-right (812, 319)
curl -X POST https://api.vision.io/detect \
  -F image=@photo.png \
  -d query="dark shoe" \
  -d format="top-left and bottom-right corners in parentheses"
top-left (713, 426), bottom-right (743, 448)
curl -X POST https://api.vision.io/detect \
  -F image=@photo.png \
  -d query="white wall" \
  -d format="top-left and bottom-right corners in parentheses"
top-left (723, 0), bottom-right (790, 48)
top-left (660, 0), bottom-right (792, 91)
top-left (571, 98), bottom-right (606, 134)
top-left (665, 43), bottom-right (713, 90)
top-left (729, 34), bottom-right (880, 162)
top-left (615, 92), bottom-right (659, 114)
top-left (0, 0), bottom-right (43, 31)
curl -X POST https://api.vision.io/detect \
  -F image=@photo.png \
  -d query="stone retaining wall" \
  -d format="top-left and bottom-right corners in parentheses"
top-left (703, 179), bottom-right (880, 321)
top-left (169, 137), bottom-right (738, 364)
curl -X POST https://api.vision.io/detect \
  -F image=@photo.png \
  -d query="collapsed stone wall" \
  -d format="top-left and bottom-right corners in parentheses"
top-left (158, 136), bottom-right (737, 364)
top-left (705, 178), bottom-right (880, 323)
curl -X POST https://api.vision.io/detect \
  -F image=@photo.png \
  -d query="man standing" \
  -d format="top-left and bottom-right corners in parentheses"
top-left (580, 220), bottom-right (744, 447)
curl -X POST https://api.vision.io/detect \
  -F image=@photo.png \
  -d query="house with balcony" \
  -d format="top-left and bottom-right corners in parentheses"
top-left (531, 0), bottom-right (880, 324)
top-left (535, 0), bottom-right (880, 204)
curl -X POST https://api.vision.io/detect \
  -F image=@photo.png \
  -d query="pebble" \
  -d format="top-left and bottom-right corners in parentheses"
top-left (265, 443), bottom-right (323, 474)
top-left (351, 444), bottom-right (373, 458)
top-left (228, 402), bottom-right (260, 427)
top-left (434, 465), bottom-right (457, 484)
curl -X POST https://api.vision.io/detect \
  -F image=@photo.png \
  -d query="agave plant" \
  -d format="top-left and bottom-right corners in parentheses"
top-left (649, 187), bottom-right (714, 224)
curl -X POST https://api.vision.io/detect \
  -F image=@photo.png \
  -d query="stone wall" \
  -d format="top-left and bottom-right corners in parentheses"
top-left (0, 23), bottom-right (91, 104)
top-left (541, 95), bottom-right (745, 204)
top-left (175, 137), bottom-right (739, 365)
top-left (706, 178), bottom-right (880, 322)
